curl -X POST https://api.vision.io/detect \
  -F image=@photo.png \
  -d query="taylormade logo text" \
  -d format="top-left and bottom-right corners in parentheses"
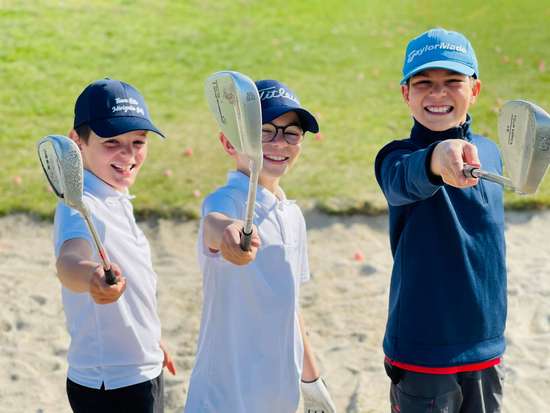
top-left (258, 86), bottom-right (300, 104)
top-left (407, 42), bottom-right (467, 63)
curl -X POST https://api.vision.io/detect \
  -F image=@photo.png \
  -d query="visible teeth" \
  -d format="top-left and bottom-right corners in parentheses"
top-left (112, 164), bottom-right (134, 171)
top-left (426, 106), bottom-right (452, 113)
top-left (265, 155), bottom-right (287, 161)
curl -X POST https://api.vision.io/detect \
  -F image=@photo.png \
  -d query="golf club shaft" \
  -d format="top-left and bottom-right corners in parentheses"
top-left (241, 159), bottom-right (261, 251)
top-left (81, 210), bottom-right (117, 285)
top-left (463, 165), bottom-right (514, 188)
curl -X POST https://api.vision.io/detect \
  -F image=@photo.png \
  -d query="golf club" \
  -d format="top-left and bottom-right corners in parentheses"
top-left (463, 100), bottom-right (550, 194)
top-left (37, 135), bottom-right (117, 285)
top-left (204, 71), bottom-right (263, 251)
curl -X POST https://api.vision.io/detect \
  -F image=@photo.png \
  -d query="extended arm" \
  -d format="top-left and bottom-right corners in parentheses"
top-left (375, 139), bottom-right (480, 206)
top-left (56, 238), bottom-right (125, 303)
top-left (203, 212), bottom-right (260, 265)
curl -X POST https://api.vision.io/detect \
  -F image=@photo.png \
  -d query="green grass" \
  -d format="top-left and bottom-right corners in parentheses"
top-left (2, 0), bottom-right (550, 218)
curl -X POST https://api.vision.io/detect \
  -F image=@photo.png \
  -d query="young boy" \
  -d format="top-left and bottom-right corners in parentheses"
top-left (375, 29), bottom-right (506, 412)
top-left (54, 78), bottom-right (175, 413)
top-left (185, 79), bottom-right (336, 413)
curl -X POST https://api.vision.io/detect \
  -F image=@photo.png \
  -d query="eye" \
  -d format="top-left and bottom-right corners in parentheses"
top-left (133, 140), bottom-right (146, 146)
top-left (284, 126), bottom-right (302, 136)
top-left (103, 139), bottom-right (119, 147)
top-left (447, 79), bottom-right (465, 85)
top-left (262, 125), bottom-right (277, 139)
top-left (410, 79), bottom-right (431, 88)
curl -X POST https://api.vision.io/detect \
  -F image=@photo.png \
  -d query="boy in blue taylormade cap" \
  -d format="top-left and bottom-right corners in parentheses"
top-left (375, 29), bottom-right (506, 412)
top-left (185, 79), bottom-right (336, 413)
top-left (54, 78), bottom-right (175, 413)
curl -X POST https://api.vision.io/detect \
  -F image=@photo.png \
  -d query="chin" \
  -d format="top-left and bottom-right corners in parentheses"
top-left (108, 175), bottom-right (136, 191)
top-left (423, 120), bottom-right (459, 131)
top-left (262, 167), bottom-right (287, 179)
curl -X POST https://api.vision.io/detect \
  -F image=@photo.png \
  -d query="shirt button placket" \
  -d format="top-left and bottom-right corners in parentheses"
top-left (275, 202), bottom-right (287, 244)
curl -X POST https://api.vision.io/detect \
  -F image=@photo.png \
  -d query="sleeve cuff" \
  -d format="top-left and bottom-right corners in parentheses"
top-left (425, 142), bottom-right (444, 186)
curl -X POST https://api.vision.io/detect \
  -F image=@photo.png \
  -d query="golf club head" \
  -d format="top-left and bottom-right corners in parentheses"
top-left (37, 135), bottom-right (86, 211)
top-left (498, 100), bottom-right (550, 194)
top-left (205, 71), bottom-right (263, 164)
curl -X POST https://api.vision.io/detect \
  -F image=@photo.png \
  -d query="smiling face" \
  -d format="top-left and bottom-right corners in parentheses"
top-left (260, 111), bottom-right (302, 180)
top-left (402, 69), bottom-right (481, 131)
top-left (72, 129), bottom-right (148, 191)
top-left (220, 111), bottom-right (303, 193)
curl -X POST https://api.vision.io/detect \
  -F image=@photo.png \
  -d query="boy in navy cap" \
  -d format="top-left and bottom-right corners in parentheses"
top-left (185, 79), bottom-right (336, 413)
top-left (375, 28), bottom-right (506, 412)
top-left (54, 78), bottom-right (175, 412)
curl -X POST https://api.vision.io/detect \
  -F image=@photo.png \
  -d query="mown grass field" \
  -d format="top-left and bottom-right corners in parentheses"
top-left (1, 0), bottom-right (549, 218)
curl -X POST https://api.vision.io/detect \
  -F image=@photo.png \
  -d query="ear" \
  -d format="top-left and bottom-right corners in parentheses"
top-left (68, 129), bottom-right (83, 150)
top-left (219, 132), bottom-right (237, 156)
top-left (470, 79), bottom-right (482, 105)
top-left (401, 84), bottom-right (410, 103)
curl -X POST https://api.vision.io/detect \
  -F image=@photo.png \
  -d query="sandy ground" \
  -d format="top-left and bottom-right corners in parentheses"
top-left (0, 210), bottom-right (548, 413)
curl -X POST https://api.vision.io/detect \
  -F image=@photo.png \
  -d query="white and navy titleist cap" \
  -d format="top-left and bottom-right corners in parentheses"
top-left (255, 79), bottom-right (319, 133)
top-left (74, 78), bottom-right (165, 138)
top-left (401, 28), bottom-right (479, 85)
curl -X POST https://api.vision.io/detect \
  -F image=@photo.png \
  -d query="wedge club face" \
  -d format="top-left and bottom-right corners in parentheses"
top-left (37, 135), bottom-right (86, 211)
top-left (499, 100), bottom-right (550, 194)
top-left (38, 135), bottom-right (117, 284)
top-left (205, 70), bottom-right (263, 164)
top-left (205, 71), bottom-right (264, 251)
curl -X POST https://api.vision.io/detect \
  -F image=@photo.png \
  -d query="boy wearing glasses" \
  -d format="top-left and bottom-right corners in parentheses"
top-left (184, 79), bottom-right (336, 413)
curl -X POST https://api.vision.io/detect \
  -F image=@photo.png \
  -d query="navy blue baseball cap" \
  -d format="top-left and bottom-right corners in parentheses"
top-left (401, 28), bottom-right (479, 85)
top-left (255, 79), bottom-right (319, 133)
top-left (74, 78), bottom-right (165, 138)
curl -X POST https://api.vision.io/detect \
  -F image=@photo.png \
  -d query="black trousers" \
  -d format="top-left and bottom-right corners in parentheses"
top-left (66, 373), bottom-right (164, 413)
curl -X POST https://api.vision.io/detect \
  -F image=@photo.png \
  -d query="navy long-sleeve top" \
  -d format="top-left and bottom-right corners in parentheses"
top-left (375, 116), bottom-right (507, 367)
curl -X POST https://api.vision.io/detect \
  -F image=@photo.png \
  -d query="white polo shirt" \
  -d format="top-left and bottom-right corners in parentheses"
top-left (185, 171), bottom-right (310, 413)
top-left (53, 170), bottom-right (163, 390)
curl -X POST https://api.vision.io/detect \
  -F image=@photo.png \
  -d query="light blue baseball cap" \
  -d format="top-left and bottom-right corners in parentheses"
top-left (401, 28), bottom-right (479, 85)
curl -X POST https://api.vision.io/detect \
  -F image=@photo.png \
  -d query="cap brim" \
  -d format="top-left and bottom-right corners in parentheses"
top-left (401, 61), bottom-right (476, 84)
top-left (89, 116), bottom-right (165, 138)
top-left (262, 106), bottom-right (319, 133)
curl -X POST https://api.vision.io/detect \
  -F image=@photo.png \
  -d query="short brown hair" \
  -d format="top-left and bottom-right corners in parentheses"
top-left (75, 124), bottom-right (92, 143)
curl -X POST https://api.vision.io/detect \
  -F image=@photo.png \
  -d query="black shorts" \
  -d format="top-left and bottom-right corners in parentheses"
top-left (66, 372), bottom-right (164, 413)
top-left (384, 360), bottom-right (504, 413)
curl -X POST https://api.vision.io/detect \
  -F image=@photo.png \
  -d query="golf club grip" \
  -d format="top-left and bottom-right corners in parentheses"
top-left (463, 165), bottom-right (514, 188)
top-left (240, 229), bottom-right (253, 251)
top-left (104, 267), bottom-right (117, 285)
top-left (463, 164), bottom-right (481, 179)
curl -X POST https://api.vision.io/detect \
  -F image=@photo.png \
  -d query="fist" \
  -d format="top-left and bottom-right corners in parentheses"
top-left (89, 263), bottom-right (126, 304)
top-left (431, 139), bottom-right (480, 188)
top-left (220, 222), bottom-right (261, 265)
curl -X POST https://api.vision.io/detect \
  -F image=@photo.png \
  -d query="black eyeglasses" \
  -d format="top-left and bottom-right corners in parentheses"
top-left (261, 123), bottom-right (304, 145)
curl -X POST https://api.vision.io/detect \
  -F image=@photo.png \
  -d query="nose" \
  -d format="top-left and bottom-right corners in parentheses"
top-left (119, 142), bottom-right (136, 159)
top-left (430, 82), bottom-right (447, 96)
top-left (270, 128), bottom-right (288, 147)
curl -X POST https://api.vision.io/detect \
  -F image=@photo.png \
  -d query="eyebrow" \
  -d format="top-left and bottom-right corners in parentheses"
top-left (264, 122), bottom-right (302, 128)
top-left (414, 70), bottom-right (465, 79)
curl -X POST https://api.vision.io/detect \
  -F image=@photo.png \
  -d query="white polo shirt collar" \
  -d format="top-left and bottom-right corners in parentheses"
top-left (226, 170), bottom-right (296, 210)
top-left (83, 169), bottom-right (135, 202)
